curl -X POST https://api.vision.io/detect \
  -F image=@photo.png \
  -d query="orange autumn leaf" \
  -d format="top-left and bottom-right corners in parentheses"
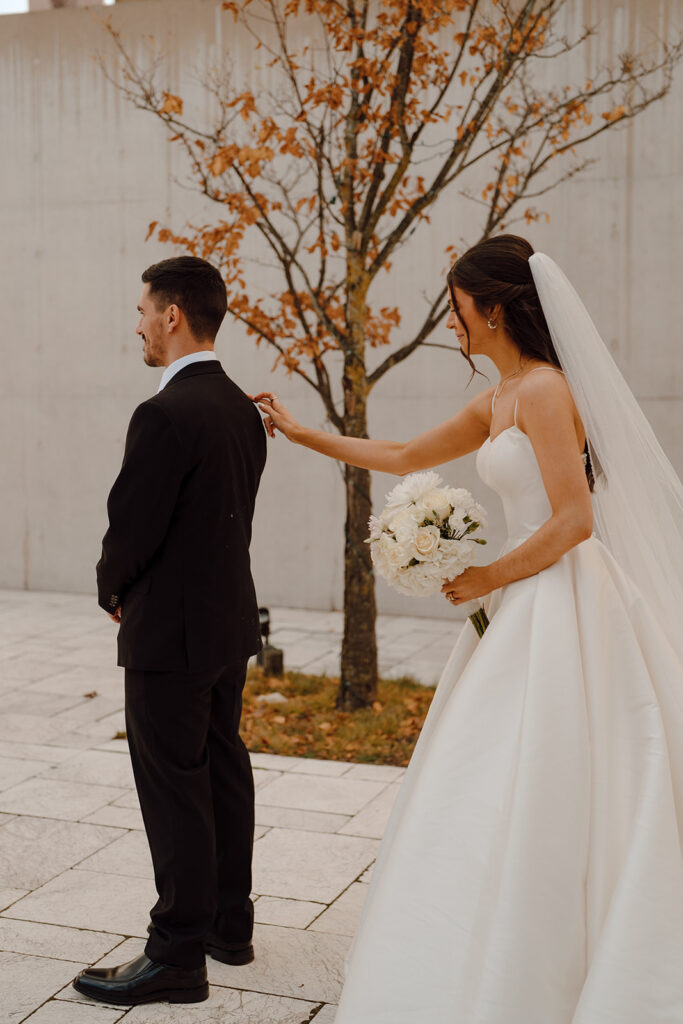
top-left (209, 149), bottom-right (232, 176)
top-left (159, 92), bottom-right (183, 116)
top-left (601, 105), bottom-right (627, 123)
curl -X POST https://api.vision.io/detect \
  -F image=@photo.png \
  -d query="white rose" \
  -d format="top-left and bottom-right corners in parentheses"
top-left (410, 525), bottom-right (441, 562)
top-left (416, 487), bottom-right (452, 521)
top-left (388, 506), bottom-right (420, 543)
top-left (373, 532), bottom-right (410, 574)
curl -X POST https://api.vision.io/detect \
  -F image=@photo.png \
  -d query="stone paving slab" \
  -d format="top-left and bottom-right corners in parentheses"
top-left (206, 925), bottom-right (351, 1003)
top-left (252, 828), bottom-right (379, 903)
top-left (309, 881), bottom-right (368, 937)
top-left (0, 757), bottom-right (50, 794)
top-left (0, 588), bottom-right (451, 1023)
top-left (0, 779), bottom-right (128, 823)
top-left (3, 870), bottom-right (157, 938)
top-left (125, 989), bottom-right (320, 1024)
top-left (255, 773), bottom-right (386, 816)
top-left (22, 1003), bottom-right (126, 1024)
top-left (0, 817), bottom-right (123, 891)
top-left (337, 782), bottom-right (401, 839)
top-left (0, 950), bottom-right (89, 1024)
top-left (0, 918), bottom-right (124, 964)
top-left (0, 888), bottom-right (28, 913)
top-left (42, 751), bottom-right (136, 790)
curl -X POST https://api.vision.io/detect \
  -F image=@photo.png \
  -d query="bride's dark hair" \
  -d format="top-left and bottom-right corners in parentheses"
top-left (448, 233), bottom-right (594, 488)
top-left (447, 234), bottom-right (560, 372)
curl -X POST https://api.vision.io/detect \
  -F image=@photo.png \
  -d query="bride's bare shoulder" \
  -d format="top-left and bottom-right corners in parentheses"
top-left (518, 366), bottom-right (572, 404)
top-left (517, 365), bottom-right (585, 443)
top-left (467, 383), bottom-right (498, 416)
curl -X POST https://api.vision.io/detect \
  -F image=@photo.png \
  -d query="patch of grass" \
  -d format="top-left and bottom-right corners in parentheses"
top-left (242, 666), bottom-right (435, 767)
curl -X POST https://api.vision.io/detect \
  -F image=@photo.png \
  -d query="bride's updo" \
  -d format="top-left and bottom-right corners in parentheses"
top-left (447, 234), bottom-right (561, 375)
top-left (448, 233), bottom-right (594, 489)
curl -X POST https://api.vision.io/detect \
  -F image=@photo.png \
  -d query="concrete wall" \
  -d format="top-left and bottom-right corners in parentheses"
top-left (0, 0), bottom-right (681, 619)
top-left (28, 1), bottom-right (107, 10)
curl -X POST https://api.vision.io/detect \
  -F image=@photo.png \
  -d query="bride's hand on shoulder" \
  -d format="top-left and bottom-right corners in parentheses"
top-left (251, 391), bottom-right (301, 441)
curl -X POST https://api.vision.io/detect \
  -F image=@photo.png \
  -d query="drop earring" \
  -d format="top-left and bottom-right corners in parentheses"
top-left (487, 318), bottom-right (497, 330)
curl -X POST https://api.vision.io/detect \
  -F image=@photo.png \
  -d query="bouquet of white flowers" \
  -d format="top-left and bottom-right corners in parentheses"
top-left (367, 471), bottom-right (490, 636)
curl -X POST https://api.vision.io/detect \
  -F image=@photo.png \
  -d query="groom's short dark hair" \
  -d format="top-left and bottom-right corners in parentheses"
top-left (142, 257), bottom-right (228, 341)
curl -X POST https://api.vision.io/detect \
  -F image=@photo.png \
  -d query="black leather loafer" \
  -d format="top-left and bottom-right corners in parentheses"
top-left (145, 923), bottom-right (254, 965)
top-left (72, 952), bottom-right (209, 1005)
top-left (204, 933), bottom-right (254, 966)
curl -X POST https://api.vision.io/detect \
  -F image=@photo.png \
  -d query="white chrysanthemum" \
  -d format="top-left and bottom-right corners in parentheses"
top-left (433, 537), bottom-right (469, 571)
top-left (384, 472), bottom-right (443, 514)
top-left (467, 501), bottom-right (488, 529)
top-left (367, 515), bottom-right (383, 541)
top-left (444, 487), bottom-right (471, 511)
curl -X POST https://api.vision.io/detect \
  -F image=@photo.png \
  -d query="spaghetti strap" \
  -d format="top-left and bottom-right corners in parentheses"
top-left (513, 399), bottom-right (519, 428)
top-left (493, 366), bottom-right (563, 423)
top-left (526, 366), bottom-right (565, 376)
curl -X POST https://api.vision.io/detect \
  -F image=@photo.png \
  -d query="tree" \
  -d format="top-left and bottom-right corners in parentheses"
top-left (101, 0), bottom-right (680, 708)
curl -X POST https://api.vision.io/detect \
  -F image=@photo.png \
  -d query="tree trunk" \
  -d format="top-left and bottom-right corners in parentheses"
top-left (336, 256), bottom-right (378, 708)
top-left (337, 456), bottom-right (379, 709)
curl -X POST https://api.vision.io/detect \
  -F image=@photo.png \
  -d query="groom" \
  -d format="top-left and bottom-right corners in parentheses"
top-left (73, 256), bottom-right (266, 1006)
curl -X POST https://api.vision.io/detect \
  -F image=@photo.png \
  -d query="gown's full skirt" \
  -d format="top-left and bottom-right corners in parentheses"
top-left (335, 431), bottom-right (683, 1024)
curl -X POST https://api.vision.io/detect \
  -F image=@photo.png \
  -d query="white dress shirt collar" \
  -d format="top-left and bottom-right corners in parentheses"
top-left (157, 350), bottom-right (218, 393)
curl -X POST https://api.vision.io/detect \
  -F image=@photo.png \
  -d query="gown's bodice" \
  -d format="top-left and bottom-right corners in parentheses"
top-left (476, 426), bottom-right (553, 546)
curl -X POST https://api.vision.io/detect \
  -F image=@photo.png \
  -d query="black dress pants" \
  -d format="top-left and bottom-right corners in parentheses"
top-left (124, 660), bottom-right (254, 970)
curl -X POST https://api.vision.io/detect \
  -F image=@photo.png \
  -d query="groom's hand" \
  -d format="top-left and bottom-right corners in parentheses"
top-left (108, 606), bottom-right (122, 624)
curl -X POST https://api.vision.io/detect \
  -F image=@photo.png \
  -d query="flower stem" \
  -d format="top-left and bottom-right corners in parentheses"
top-left (468, 607), bottom-right (490, 638)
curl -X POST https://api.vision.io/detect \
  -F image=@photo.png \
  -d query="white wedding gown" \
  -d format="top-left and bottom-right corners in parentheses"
top-left (335, 423), bottom-right (683, 1023)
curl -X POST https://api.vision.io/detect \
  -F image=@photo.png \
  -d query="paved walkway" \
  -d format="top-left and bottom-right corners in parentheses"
top-left (0, 589), bottom-right (454, 1024)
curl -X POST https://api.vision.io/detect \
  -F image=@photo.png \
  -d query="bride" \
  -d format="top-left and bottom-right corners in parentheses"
top-left (254, 234), bottom-right (683, 1023)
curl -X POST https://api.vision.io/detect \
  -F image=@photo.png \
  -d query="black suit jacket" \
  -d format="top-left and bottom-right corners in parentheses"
top-left (96, 361), bottom-right (266, 672)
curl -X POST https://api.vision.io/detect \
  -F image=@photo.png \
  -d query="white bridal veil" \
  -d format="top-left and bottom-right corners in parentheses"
top-left (529, 253), bottom-right (683, 668)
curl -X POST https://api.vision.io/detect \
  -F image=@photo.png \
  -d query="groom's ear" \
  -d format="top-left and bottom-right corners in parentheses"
top-left (166, 304), bottom-right (181, 333)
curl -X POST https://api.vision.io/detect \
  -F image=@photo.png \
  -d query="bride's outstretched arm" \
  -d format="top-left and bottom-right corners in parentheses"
top-left (251, 388), bottom-right (494, 475)
top-left (443, 372), bottom-right (593, 605)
